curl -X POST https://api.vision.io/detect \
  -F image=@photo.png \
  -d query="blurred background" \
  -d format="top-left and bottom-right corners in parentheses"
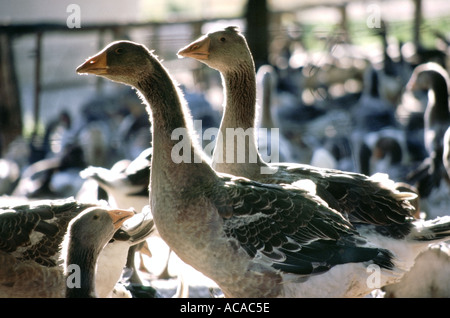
top-left (0, 0), bottom-right (449, 217)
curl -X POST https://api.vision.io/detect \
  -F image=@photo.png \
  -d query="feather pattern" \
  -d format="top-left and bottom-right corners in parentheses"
top-left (0, 198), bottom-right (97, 267)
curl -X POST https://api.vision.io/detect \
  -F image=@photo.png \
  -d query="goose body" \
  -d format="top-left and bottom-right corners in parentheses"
top-left (77, 40), bottom-right (450, 298)
top-left (0, 198), bottom-right (135, 297)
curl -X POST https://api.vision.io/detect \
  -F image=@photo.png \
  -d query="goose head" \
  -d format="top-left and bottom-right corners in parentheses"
top-left (64, 206), bottom-right (135, 298)
top-left (406, 62), bottom-right (450, 92)
top-left (76, 41), bottom-right (156, 86)
top-left (178, 26), bottom-right (254, 73)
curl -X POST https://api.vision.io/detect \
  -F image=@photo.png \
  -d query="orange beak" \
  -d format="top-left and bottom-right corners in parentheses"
top-left (178, 36), bottom-right (211, 60)
top-left (107, 209), bottom-right (136, 230)
top-left (76, 50), bottom-right (109, 75)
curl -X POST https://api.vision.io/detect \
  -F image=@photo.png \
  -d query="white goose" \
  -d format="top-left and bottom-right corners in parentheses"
top-left (77, 40), bottom-right (450, 298)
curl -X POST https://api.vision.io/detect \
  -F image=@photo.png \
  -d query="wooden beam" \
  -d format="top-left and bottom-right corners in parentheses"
top-left (413, 0), bottom-right (422, 46)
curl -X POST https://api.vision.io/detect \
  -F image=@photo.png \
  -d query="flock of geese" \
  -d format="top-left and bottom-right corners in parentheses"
top-left (1, 25), bottom-right (450, 298)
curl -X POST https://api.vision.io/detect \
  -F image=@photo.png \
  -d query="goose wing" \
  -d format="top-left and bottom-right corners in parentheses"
top-left (270, 163), bottom-right (416, 225)
top-left (213, 176), bottom-right (394, 275)
top-left (0, 198), bottom-right (97, 266)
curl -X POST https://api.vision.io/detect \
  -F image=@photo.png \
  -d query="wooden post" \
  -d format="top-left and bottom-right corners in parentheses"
top-left (0, 32), bottom-right (23, 156)
top-left (33, 32), bottom-right (42, 137)
top-left (245, 0), bottom-right (269, 69)
top-left (413, 0), bottom-right (422, 46)
top-left (338, 2), bottom-right (350, 43)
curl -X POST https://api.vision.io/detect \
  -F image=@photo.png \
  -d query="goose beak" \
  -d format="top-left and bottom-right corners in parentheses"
top-left (107, 209), bottom-right (136, 230)
top-left (76, 50), bottom-right (109, 75)
top-left (177, 36), bottom-right (210, 60)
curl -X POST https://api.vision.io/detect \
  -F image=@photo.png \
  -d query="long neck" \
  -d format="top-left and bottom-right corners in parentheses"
top-left (222, 65), bottom-right (257, 130)
top-left (213, 63), bottom-right (268, 176)
top-left (65, 242), bottom-right (100, 298)
top-left (135, 60), bottom-right (215, 187)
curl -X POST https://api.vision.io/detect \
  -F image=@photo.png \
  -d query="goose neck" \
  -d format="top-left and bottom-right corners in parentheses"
top-left (136, 59), bottom-right (215, 183)
top-left (221, 65), bottom-right (257, 130)
top-left (65, 242), bottom-right (100, 298)
top-left (426, 74), bottom-right (449, 116)
top-left (212, 65), bottom-right (268, 176)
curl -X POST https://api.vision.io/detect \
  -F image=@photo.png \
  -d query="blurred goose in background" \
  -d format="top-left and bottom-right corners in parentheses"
top-left (11, 143), bottom-right (86, 199)
top-left (255, 64), bottom-right (296, 163)
top-left (76, 39), bottom-right (450, 298)
top-left (0, 159), bottom-right (20, 196)
top-left (0, 198), bottom-right (135, 297)
top-left (350, 65), bottom-right (400, 174)
top-left (406, 62), bottom-right (450, 199)
top-left (79, 147), bottom-right (152, 210)
top-left (359, 130), bottom-right (412, 183)
top-left (372, 20), bottom-right (411, 107)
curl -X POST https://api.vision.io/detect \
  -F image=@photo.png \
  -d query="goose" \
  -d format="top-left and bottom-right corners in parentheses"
top-left (79, 148), bottom-right (184, 294)
top-left (12, 143), bottom-right (86, 199)
top-left (63, 206), bottom-right (135, 298)
top-left (0, 197), bottom-right (154, 298)
top-left (178, 26), bottom-right (418, 227)
top-left (255, 64), bottom-right (295, 163)
top-left (0, 199), bottom-right (135, 297)
top-left (0, 158), bottom-right (20, 195)
top-left (76, 40), bottom-right (450, 298)
top-left (405, 62), bottom-right (450, 198)
top-left (79, 147), bottom-right (152, 211)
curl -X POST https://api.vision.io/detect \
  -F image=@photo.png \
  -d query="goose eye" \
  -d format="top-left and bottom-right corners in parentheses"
top-left (115, 48), bottom-right (124, 54)
top-left (220, 37), bottom-right (226, 42)
top-left (93, 214), bottom-right (99, 220)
